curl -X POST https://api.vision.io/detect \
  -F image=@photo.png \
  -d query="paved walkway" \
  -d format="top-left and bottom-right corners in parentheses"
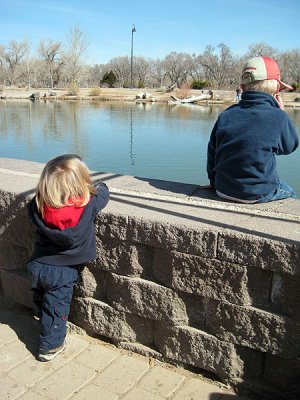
top-left (0, 301), bottom-right (248, 400)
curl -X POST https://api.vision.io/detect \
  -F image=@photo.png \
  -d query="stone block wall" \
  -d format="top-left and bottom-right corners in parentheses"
top-left (0, 164), bottom-right (299, 399)
top-left (68, 213), bottom-right (300, 398)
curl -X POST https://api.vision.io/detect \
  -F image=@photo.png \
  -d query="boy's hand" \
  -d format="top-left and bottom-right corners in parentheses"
top-left (274, 93), bottom-right (284, 110)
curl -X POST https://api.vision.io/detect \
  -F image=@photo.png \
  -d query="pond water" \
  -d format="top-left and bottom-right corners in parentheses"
top-left (0, 100), bottom-right (300, 195)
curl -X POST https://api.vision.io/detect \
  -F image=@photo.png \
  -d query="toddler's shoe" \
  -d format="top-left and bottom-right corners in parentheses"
top-left (37, 342), bottom-right (65, 362)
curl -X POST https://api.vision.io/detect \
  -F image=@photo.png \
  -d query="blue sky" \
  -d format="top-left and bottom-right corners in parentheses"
top-left (1, 0), bottom-right (300, 64)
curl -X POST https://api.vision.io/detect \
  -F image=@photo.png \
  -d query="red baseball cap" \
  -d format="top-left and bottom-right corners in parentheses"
top-left (241, 56), bottom-right (293, 91)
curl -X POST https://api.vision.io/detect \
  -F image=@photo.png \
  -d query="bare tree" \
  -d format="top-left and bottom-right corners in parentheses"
top-left (162, 52), bottom-right (192, 87)
top-left (38, 40), bottom-right (62, 88)
top-left (108, 56), bottom-right (131, 87)
top-left (246, 42), bottom-right (277, 58)
top-left (288, 50), bottom-right (300, 85)
top-left (199, 43), bottom-right (237, 89)
top-left (62, 25), bottom-right (89, 84)
top-left (134, 56), bottom-right (152, 87)
top-left (0, 40), bottom-right (29, 85)
top-left (87, 64), bottom-right (107, 86)
top-left (150, 59), bottom-right (166, 88)
top-left (187, 53), bottom-right (205, 82)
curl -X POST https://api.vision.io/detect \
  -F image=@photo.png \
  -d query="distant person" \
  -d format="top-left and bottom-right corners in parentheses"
top-left (235, 87), bottom-right (241, 102)
top-left (27, 154), bottom-right (109, 361)
top-left (207, 56), bottom-right (299, 203)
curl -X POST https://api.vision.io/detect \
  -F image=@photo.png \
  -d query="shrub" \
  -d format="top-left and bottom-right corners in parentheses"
top-left (101, 71), bottom-right (117, 88)
top-left (191, 80), bottom-right (210, 90)
top-left (66, 81), bottom-right (80, 95)
top-left (177, 83), bottom-right (191, 99)
top-left (138, 81), bottom-right (145, 89)
top-left (89, 86), bottom-right (101, 96)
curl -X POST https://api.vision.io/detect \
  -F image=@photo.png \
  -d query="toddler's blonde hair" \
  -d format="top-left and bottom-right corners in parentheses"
top-left (242, 78), bottom-right (279, 95)
top-left (36, 154), bottom-right (96, 217)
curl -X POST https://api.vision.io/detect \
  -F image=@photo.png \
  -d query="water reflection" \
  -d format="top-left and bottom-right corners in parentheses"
top-left (0, 100), bottom-right (299, 195)
top-left (130, 106), bottom-right (135, 165)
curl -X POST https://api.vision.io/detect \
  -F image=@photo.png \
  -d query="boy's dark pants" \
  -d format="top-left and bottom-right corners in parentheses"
top-left (27, 261), bottom-right (78, 351)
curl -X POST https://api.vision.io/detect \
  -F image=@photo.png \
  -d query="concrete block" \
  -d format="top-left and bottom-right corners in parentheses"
top-left (1, 269), bottom-right (35, 309)
top-left (155, 323), bottom-right (242, 381)
top-left (153, 249), bottom-right (251, 305)
top-left (271, 273), bottom-right (300, 319)
top-left (137, 365), bottom-right (185, 398)
top-left (0, 214), bottom-right (35, 251)
top-left (172, 377), bottom-right (226, 400)
top-left (106, 273), bottom-right (188, 324)
top-left (8, 357), bottom-right (54, 388)
top-left (0, 340), bottom-right (32, 373)
top-left (0, 241), bottom-right (29, 270)
top-left (121, 387), bottom-right (164, 400)
top-left (96, 237), bottom-right (154, 277)
top-left (246, 267), bottom-right (273, 307)
top-left (75, 343), bottom-right (120, 371)
top-left (177, 292), bottom-right (207, 329)
top-left (96, 212), bottom-right (128, 241)
top-left (75, 265), bottom-right (106, 299)
top-left (235, 345), bottom-right (264, 379)
top-left (207, 301), bottom-right (300, 357)
top-left (218, 231), bottom-right (300, 276)
top-left (71, 297), bottom-right (153, 344)
top-left (71, 384), bottom-right (118, 400)
top-left (117, 341), bottom-right (163, 360)
top-left (264, 353), bottom-right (300, 391)
top-left (34, 361), bottom-right (96, 400)
top-left (127, 217), bottom-right (217, 258)
top-left (93, 353), bottom-right (149, 394)
top-left (0, 377), bottom-right (26, 399)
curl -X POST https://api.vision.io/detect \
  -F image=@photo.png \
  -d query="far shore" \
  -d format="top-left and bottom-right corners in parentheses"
top-left (1, 86), bottom-right (300, 107)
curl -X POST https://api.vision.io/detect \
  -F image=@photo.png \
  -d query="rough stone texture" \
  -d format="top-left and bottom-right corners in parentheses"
top-left (0, 240), bottom-right (29, 270)
top-left (117, 341), bottom-right (163, 360)
top-left (96, 237), bottom-right (154, 277)
top-left (155, 322), bottom-right (242, 382)
top-left (74, 265), bottom-right (107, 300)
top-left (71, 297), bottom-right (154, 344)
top-left (1, 269), bottom-right (35, 309)
top-left (234, 345), bottom-right (264, 379)
top-left (153, 249), bottom-right (251, 305)
top-left (271, 273), bottom-right (300, 318)
top-left (177, 292), bottom-right (207, 330)
top-left (127, 217), bottom-right (218, 258)
top-left (207, 301), bottom-right (300, 357)
top-left (263, 353), bottom-right (300, 391)
top-left (106, 273), bottom-right (188, 325)
top-left (96, 213), bottom-right (129, 241)
top-left (246, 267), bottom-right (273, 308)
top-left (218, 231), bottom-right (300, 276)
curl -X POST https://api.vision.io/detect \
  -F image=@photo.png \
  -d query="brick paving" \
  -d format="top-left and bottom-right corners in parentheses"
top-left (0, 302), bottom-right (248, 400)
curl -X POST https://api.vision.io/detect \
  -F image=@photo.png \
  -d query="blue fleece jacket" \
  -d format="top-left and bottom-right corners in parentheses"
top-left (28, 182), bottom-right (110, 266)
top-left (207, 91), bottom-right (299, 200)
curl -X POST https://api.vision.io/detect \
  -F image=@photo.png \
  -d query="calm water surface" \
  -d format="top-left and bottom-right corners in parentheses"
top-left (1, 100), bottom-right (300, 195)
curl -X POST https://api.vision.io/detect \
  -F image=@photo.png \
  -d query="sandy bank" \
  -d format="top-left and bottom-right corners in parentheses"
top-left (1, 87), bottom-right (300, 107)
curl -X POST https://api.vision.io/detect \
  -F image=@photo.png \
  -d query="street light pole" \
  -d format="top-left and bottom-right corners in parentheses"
top-left (130, 24), bottom-right (136, 89)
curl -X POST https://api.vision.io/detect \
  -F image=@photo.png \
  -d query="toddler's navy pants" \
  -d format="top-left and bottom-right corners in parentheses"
top-left (27, 260), bottom-right (78, 351)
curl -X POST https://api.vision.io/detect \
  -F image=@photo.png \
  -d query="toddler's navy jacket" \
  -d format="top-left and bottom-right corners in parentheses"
top-left (207, 91), bottom-right (299, 200)
top-left (28, 182), bottom-right (110, 266)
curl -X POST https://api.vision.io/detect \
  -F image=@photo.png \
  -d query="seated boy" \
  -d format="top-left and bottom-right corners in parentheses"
top-left (207, 56), bottom-right (299, 203)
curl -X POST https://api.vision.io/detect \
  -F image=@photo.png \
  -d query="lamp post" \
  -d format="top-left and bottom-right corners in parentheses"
top-left (130, 24), bottom-right (136, 89)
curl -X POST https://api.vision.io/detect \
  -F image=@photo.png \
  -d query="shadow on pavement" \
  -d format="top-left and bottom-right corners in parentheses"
top-left (0, 298), bottom-right (39, 358)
